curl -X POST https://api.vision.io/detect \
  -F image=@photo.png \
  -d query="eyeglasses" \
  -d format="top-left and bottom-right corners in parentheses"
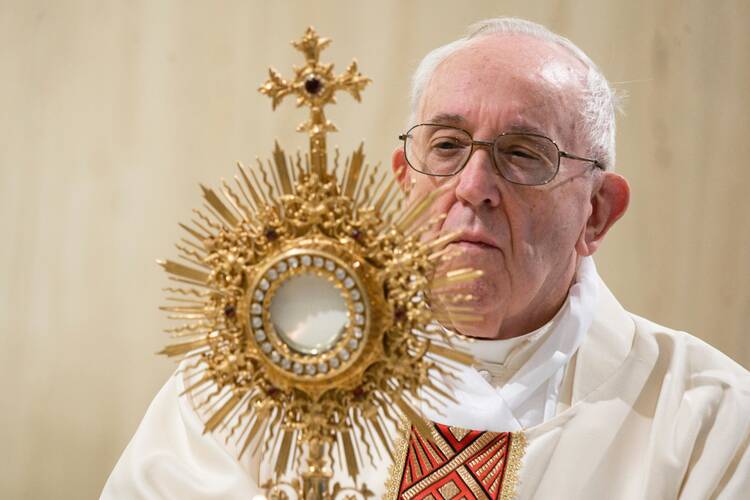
top-left (398, 124), bottom-right (603, 186)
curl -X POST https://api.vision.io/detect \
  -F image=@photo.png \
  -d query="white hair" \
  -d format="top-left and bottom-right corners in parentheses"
top-left (409, 17), bottom-right (620, 170)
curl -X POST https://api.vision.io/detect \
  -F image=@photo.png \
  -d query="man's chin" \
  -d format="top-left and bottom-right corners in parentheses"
top-left (432, 278), bottom-right (506, 335)
top-left (432, 242), bottom-right (507, 322)
top-left (439, 269), bottom-right (505, 306)
top-left (441, 242), bottom-right (505, 278)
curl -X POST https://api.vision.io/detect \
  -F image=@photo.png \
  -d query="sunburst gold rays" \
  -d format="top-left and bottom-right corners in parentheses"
top-left (431, 268), bottom-right (485, 289)
top-left (237, 404), bottom-right (273, 458)
top-left (172, 152), bottom-right (303, 250)
top-left (175, 242), bottom-right (207, 268)
top-left (200, 184), bottom-right (240, 227)
top-left (341, 142), bottom-right (365, 199)
top-left (339, 409), bottom-right (392, 477)
top-left (421, 378), bottom-right (461, 408)
top-left (158, 337), bottom-right (210, 357)
top-left (196, 384), bottom-right (230, 415)
top-left (221, 180), bottom-right (253, 223)
top-left (257, 409), bottom-right (389, 484)
top-left (257, 159), bottom-right (278, 205)
top-left (250, 163), bottom-right (273, 207)
top-left (203, 392), bottom-right (244, 434)
top-left (274, 428), bottom-right (296, 478)
top-left (430, 264), bottom-right (487, 330)
top-left (157, 260), bottom-right (209, 283)
top-left (231, 155), bottom-right (292, 223)
top-left (391, 393), bottom-right (435, 445)
top-left (214, 381), bottom-right (454, 488)
top-left (158, 304), bottom-right (204, 314)
top-left (157, 29), bottom-right (487, 491)
top-left (162, 286), bottom-right (210, 298)
top-left (367, 414), bottom-right (393, 461)
top-left (158, 140), bottom-right (485, 487)
top-left (164, 297), bottom-right (204, 306)
top-left (216, 391), bottom-right (252, 439)
top-left (178, 222), bottom-right (208, 243)
top-left (272, 141), bottom-right (294, 196)
top-left (354, 161), bottom-right (381, 212)
top-left (232, 174), bottom-right (258, 216)
top-left (352, 417), bottom-right (378, 466)
top-left (158, 148), bottom-right (298, 375)
top-left (340, 428), bottom-right (360, 480)
top-left (190, 211), bottom-right (221, 237)
top-left (179, 373), bottom-right (213, 397)
top-left (192, 208), bottom-right (222, 233)
top-left (352, 161), bottom-right (375, 210)
top-left (393, 185), bottom-right (450, 234)
top-left (163, 322), bottom-right (211, 338)
top-left (236, 162), bottom-right (263, 210)
top-left (424, 342), bottom-right (475, 367)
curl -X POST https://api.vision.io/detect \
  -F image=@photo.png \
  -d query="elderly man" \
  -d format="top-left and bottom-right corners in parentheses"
top-left (103, 18), bottom-right (750, 499)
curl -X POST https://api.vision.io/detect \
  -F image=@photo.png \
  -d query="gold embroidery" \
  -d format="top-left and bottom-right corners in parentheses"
top-left (457, 467), bottom-right (490, 500)
top-left (384, 418), bottom-right (412, 500)
top-left (403, 432), bottom-right (496, 498)
top-left (499, 431), bottom-right (526, 500)
top-left (476, 448), bottom-right (504, 478)
top-left (430, 424), bottom-right (454, 456)
top-left (449, 425), bottom-right (471, 441)
top-left (485, 456), bottom-right (506, 493)
top-left (469, 435), bottom-right (507, 469)
top-left (438, 481), bottom-right (461, 499)
top-left (385, 425), bottom-right (527, 500)
top-left (411, 432), bottom-right (432, 477)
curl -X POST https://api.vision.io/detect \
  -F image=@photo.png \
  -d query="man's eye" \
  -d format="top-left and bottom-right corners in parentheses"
top-left (435, 141), bottom-right (460, 149)
top-left (505, 148), bottom-right (539, 160)
top-left (431, 138), bottom-right (465, 150)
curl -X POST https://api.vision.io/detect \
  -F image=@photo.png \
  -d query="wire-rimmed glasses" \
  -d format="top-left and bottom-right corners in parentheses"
top-left (399, 124), bottom-right (603, 186)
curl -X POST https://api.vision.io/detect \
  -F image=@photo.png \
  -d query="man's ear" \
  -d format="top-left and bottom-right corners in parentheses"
top-left (576, 172), bottom-right (630, 256)
top-left (391, 147), bottom-right (411, 190)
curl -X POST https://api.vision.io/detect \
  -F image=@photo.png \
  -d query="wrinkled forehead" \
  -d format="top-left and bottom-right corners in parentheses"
top-left (418, 34), bottom-right (587, 146)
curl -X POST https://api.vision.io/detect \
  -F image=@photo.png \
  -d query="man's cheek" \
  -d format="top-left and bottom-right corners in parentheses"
top-left (408, 188), bottom-right (453, 234)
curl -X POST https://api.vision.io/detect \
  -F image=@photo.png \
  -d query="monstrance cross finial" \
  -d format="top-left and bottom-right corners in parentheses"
top-left (258, 27), bottom-right (371, 177)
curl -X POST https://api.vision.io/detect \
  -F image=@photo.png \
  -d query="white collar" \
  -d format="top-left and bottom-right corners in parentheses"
top-left (450, 301), bottom-right (560, 368)
top-left (448, 256), bottom-right (596, 369)
top-left (424, 256), bottom-right (600, 431)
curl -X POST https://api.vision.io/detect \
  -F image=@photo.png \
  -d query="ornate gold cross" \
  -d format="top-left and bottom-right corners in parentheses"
top-left (259, 27), bottom-right (371, 177)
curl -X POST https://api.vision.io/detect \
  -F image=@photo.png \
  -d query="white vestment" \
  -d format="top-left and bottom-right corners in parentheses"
top-left (102, 259), bottom-right (750, 499)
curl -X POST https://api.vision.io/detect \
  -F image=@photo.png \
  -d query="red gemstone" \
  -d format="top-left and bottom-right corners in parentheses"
top-left (265, 228), bottom-right (278, 241)
top-left (224, 305), bottom-right (236, 318)
top-left (351, 228), bottom-right (362, 240)
top-left (394, 306), bottom-right (406, 322)
top-left (304, 76), bottom-right (322, 95)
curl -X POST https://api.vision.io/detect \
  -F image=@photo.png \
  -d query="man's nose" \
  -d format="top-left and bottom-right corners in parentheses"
top-left (454, 146), bottom-right (502, 208)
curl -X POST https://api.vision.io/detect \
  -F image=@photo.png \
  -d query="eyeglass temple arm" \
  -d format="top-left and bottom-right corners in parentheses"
top-left (560, 151), bottom-right (604, 170)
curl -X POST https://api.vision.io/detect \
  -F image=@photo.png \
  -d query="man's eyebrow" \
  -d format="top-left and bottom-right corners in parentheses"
top-left (504, 123), bottom-right (550, 136)
top-left (425, 113), bottom-right (465, 125)
top-left (424, 115), bottom-right (550, 137)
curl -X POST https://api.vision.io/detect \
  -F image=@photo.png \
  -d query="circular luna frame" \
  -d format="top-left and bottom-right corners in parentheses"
top-left (247, 248), bottom-right (370, 385)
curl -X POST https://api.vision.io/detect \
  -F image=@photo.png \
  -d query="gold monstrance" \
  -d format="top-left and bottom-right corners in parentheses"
top-left (157, 28), bottom-right (480, 499)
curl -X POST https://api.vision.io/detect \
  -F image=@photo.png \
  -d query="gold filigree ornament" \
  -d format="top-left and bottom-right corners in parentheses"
top-left (157, 27), bottom-right (482, 499)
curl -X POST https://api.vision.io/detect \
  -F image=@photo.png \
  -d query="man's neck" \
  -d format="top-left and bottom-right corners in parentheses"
top-left (459, 256), bottom-right (579, 340)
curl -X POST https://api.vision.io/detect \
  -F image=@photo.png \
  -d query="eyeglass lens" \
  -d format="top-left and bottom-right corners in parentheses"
top-left (404, 124), bottom-right (559, 185)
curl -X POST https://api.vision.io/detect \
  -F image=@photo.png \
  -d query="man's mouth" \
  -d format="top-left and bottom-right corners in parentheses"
top-left (448, 233), bottom-right (500, 250)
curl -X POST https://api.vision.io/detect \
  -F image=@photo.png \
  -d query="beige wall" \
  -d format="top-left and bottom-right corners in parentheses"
top-left (1, 0), bottom-right (748, 498)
